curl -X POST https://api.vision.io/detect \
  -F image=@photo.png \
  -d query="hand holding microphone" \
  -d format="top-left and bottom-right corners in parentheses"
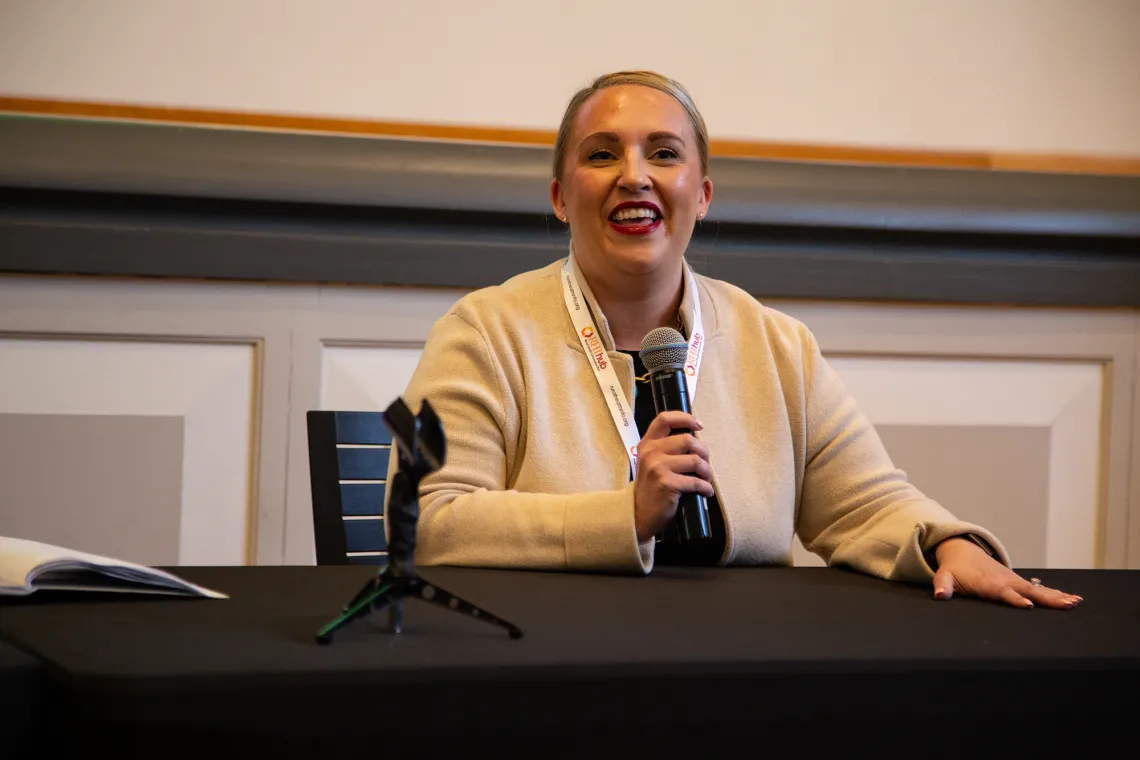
top-left (632, 410), bottom-right (715, 542)
top-left (634, 327), bottom-right (714, 544)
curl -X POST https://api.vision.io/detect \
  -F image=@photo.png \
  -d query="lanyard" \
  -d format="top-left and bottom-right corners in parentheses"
top-left (561, 254), bottom-right (706, 474)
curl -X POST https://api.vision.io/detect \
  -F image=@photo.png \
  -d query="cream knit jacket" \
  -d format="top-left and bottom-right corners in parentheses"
top-left (386, 256), bottom-right (1009, 582)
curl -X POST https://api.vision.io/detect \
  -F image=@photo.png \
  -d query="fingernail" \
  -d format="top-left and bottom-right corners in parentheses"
top-left (1023, 599), bottom-right (1034, 609)
top-left (695, 420), bottom-right (704, 430)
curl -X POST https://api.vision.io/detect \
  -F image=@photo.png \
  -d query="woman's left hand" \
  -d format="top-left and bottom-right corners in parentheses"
top-left (932, 537), bottom-right (1083, 610)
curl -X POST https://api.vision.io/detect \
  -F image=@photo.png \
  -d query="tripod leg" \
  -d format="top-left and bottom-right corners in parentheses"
top-left (316, 576), bottom-right (400, 644)
top-left (388, 598), bottom-right (404, 634)
top-left (344, 575), bottom-right (383, 611)
top-left (408, 577), bottom-right (523, 639)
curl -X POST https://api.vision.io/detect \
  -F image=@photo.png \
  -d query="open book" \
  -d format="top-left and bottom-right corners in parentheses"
top-left (0, 536), bottom-right (228, 598)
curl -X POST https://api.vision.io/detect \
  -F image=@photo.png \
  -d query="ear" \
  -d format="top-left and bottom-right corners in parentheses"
top-left (698, 176), bottom-right (714, 219)
top-left (550, 178), bottom-right (568, 222)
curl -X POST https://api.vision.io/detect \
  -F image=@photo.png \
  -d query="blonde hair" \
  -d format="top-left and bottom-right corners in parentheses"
top-left (552, 70), bottom-right (710, 183)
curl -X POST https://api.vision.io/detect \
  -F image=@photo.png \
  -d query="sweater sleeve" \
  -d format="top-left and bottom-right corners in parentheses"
top-left (792, 326), bottom-right (1011, 584)
top-left (385, 312), bottom-right (652, 574)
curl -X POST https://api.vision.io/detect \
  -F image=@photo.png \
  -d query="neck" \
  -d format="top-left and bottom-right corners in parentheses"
top-left (580, 261), bottom-right (685, 351)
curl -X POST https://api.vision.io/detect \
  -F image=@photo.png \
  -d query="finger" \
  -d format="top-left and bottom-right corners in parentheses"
top-left (1021, 574), bottom-right (1083, 600)
top-left (643, 411), bottom-right (703, 440)
top-left (652, 434), bottom-right (710, 462)
top-left (657, 453), bottom-right (713, 482)
top-left (663, 472), bottom-right (716, 499)
top-left (999, 586), bottom-right (1034, 609)
top-left (932, 567), bottom-right (955, 600)
top-left (1022, 581), bottom-right (1082, 610)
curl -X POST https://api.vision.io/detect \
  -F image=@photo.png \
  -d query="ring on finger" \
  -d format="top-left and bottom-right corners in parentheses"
top-left (1030, 577), bottom-right (1043, 587)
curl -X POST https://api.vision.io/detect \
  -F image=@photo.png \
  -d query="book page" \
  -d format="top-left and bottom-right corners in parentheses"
top-left (0, 536), bottom-right (228, 598)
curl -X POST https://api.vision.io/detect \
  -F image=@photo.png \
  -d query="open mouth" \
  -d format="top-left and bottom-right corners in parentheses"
top-left (608, 203), bottom-right (663, 236)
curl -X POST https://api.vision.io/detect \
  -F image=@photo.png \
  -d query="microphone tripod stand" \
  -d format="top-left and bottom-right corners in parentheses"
top-left (316, 398), bottom-right (523, 644)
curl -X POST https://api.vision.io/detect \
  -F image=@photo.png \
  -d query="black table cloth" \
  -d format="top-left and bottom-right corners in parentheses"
top-left (0, 640), bottom-right (46, 738)
top-left (2, 565), bottom-right (1138, 757)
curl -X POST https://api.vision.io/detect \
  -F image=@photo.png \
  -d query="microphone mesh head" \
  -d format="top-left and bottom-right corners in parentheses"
top-left (639, 327), bottom-right (689, 373)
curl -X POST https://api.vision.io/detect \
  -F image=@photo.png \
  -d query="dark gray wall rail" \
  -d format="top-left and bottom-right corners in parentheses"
top-left (1, 115), bottom-right (1138, 305)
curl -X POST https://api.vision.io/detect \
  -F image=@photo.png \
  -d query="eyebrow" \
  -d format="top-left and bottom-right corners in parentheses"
top-left (579, 131), bottom-right (687, 146)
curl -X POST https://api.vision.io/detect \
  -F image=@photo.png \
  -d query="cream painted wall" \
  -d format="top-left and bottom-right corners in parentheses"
top-left (1, 0), bottom-right (1138, 156)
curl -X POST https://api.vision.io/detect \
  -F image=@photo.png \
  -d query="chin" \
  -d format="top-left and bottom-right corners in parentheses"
top-left (602, 228), bottom-right (677, 268)
top-left (602, 241), bottom-right (671, 273)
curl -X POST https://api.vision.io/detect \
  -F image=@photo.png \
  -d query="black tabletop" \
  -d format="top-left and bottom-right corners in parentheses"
top-left (2, 565), bottom-right (1138, 757)
top-left (0, 640), bottom-right (46, 739)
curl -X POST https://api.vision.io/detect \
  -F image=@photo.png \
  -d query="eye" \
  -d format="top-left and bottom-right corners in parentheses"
top-left (587, 148), bottom-right (616, 161)
top-left (652, 147), bottom-right (680, 160)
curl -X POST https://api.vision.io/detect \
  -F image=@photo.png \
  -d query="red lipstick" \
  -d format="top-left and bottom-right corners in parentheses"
top-left (608, 201), bottom-right (662, 236)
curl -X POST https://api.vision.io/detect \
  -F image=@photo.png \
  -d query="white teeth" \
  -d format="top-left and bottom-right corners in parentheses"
top-left (610, 207), bottom-right (658, 221)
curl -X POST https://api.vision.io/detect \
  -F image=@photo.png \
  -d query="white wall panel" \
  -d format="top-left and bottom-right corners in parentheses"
top-left (0, 338), bottom-right (256, 564)
top-left (320, 346), bottom-right (424, 413)
top-left (825, 356), bottom-right (1103, 568)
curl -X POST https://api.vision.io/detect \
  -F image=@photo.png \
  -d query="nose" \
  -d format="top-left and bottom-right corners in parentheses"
top-left (617, 150), bottom-right (650, 192)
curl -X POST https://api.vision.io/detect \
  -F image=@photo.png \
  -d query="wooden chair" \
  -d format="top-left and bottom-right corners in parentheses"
top-left (306, 411), bottom-right (391, 565)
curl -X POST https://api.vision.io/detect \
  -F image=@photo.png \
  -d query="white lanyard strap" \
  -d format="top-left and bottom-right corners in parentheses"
top-left (561, 255), bottom-right (706, 475)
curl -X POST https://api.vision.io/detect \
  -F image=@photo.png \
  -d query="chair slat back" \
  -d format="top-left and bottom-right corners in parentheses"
top-left (307, 411), bottom-right (392, 565)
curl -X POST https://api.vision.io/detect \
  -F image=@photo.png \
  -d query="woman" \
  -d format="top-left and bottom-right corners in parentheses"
top-left (388, 70), bottom-right (1080, 610)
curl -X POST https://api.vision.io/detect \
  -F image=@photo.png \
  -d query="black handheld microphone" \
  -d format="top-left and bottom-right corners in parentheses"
top-left (639, 327), bottom-right (711, 544)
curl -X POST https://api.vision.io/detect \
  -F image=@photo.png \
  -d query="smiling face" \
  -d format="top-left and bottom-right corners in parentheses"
top-left (551, 84), bottom-right (713, 284)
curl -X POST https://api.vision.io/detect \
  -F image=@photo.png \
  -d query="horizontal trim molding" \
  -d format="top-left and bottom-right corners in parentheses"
top-left (1, 116), bottom-right (1138, 307)
top-left (3, 96), bottom-right (1140, 177)
top-left (2, 117), bottom-right (1138, 237)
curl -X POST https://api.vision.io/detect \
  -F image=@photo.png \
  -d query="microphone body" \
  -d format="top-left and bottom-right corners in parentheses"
top-left (644, 358), bottom-right (711, 545)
